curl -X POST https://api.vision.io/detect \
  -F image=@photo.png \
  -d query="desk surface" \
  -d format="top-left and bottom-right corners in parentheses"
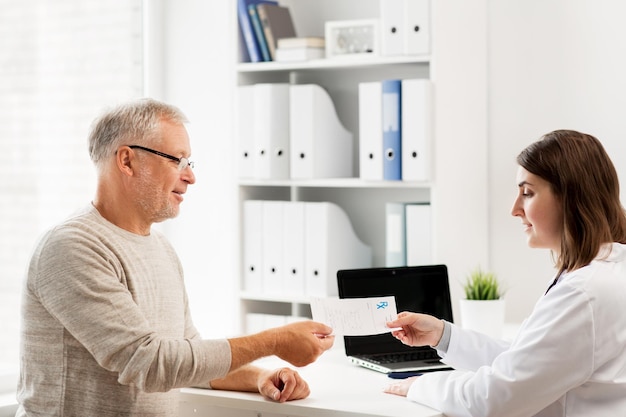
top-left (180, 346), bottom-right (442, 417)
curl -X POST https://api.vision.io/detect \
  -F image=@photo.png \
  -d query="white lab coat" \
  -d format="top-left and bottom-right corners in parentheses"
top-left (407, 243), bottom-right (626, 417)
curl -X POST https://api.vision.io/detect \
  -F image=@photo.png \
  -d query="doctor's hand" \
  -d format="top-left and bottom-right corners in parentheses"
top-left (258, 367), bottom-right (310, 402)
top-left (384, 376), bottom-right (420, 397)
top-left (387, 312), bottom-right (444, 347)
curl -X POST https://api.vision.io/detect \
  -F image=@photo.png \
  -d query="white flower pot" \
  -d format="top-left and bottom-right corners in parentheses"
top-left (459, 299), bottom-right (505, 338)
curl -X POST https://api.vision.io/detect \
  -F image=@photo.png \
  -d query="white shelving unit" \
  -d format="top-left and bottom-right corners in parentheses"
top-left (235, 0), bottom-right (489, 332)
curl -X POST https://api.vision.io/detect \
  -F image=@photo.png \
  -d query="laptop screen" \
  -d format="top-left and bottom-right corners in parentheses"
top-left (337, 264), bottom-right (453, 356)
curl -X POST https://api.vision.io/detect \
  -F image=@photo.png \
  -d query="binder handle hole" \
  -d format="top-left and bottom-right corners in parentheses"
top-left (260, 149), bottom-right (265, 156)
top-left (390, 26), bottom-right (397, 34)
top-left (249, 266), bottom-right (255, 272)
top-left (271, 267), bottom-right (276, 273)
top-left (276, 149), bottom-right (283, 157)
top-left (313, 270), bottom-right (319, 276)
top-left (299, 152), bottom-right (306, 159)
top-left (386, 149), bottom-right (395, 160)
top-left (368, 153), bottom-right (374, 160)
top-left (243, 152), bottom-right (249, 158)
top-left (291, 268), bottom-right (297, 275)
top-left (411, 151), bottom-right (418, 158)
top-left (414, 25), bottom-right (420, 32)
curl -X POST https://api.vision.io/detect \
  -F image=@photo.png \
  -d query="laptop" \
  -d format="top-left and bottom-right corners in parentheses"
top-left (337, 264), bottom-right (454, 374)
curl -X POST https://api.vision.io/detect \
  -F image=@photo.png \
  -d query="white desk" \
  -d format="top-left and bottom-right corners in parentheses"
top-left (180, 347), bottom-right (442, 417)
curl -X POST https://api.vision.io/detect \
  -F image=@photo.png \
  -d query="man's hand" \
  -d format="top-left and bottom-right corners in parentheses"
top-left (270, 321), bottom-right (334, 367)
top-left (257, 367), bottom-right (310, 402)
top-left (228, 320), bottom-right (334, 371)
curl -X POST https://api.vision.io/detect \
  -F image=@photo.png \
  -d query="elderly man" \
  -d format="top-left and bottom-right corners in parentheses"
top-left (17, 98), bottom-right (334, 416)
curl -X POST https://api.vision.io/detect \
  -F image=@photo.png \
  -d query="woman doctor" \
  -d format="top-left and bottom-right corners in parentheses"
top-left (384, 130), bottom-right (626, 417)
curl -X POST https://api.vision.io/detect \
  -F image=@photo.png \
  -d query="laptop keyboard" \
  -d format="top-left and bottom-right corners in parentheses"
top-left (362, 350), bottom-right (439, 365)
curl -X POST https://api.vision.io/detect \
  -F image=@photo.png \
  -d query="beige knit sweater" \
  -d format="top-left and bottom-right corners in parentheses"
top-left (17, 205), bottom-right (231, 416)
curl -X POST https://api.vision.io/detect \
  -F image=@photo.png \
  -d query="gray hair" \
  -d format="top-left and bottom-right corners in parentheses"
top-left (88, 98), bottom-right (188, 167)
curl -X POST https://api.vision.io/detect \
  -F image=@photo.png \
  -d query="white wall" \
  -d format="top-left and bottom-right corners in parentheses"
top-left (156, 1), bottom-right (626, 330)
top-left (154, 0), bottom-right (240, 338)
top-left (488, 1), bottom-right (626, 322)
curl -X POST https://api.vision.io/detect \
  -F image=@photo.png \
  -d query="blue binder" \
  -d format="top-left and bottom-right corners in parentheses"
top-left (382, 79), bottom-right (402, 180)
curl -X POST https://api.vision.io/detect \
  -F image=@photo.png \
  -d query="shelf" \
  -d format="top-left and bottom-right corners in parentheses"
top-left (236, 54), bottom-right (430, 73)
top-left (238, 178), bottom-right (432, 188)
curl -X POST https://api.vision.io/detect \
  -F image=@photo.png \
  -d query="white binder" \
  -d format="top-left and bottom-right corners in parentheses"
top-left (304, 202), bottom-right (372, 296)
top-left (379, 0), bottom-right (404, 56)
top-left (262, 200), bottom-right (285, 295)
top-left (254, 83), bottom-right (290, 180)
top-left (385, 202), bottom-right (407, 267)
top-left (358, 81), bottom-right (384, 180)
top-left (243, 200), bottom-right (263, 293)
top-left (404, 0), bottom-right (430, 55)
top-left (237, 85), bottom-right (255, 178)
top-left (405, 203), bottom-right (432, 266)
top-left (245, 313), bottom-right (268, 335)
top-left (282, 201), bottom-right (306, 296)
top-left (401, 79), bottom-right (432, 181)
top-left (290, 84), bottom-right (354, 179)
top-left (246, 313), bottom-right (288, 334)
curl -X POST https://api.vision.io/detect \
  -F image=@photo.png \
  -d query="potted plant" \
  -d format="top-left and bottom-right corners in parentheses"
top-left (459, 267), bottom-right (505, 338)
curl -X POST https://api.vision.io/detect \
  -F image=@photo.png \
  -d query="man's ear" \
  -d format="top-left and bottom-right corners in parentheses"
top-left (115, 146), bottom-right (135, 176)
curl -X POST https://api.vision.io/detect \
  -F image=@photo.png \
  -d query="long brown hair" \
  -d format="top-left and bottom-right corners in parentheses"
top-left (517, 130), bottom-right (626, 274)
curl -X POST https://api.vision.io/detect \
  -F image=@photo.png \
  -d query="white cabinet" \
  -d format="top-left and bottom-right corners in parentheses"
top-left (234, 0), bottom-right (489, 332)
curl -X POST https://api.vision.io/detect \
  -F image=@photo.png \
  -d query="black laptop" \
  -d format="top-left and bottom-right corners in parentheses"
top-left (337, 264), bottom-right (454, 373)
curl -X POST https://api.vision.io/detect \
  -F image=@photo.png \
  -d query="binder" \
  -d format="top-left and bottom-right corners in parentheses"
top-left (243, 200), bottom-right (263, 293)
top-left (304, 202), bottom-right (372, 296)
top-left (405, 203), bottom-right (432, 266)
top-left (257, 4), bottom-right (297, 61)
top-left (358, 81), bottom-right (383, 180)
top-left (290, 84), bottom-right (354, 179)
top-left (403, 0), bottom-right (430, 55)
top-left (282, 201), bottom-right (305, 296)
top-left (253, 83), bottom-right (290, 179)
top-left (246, 313), bottom-right (288, 333)
top-left (245, 313), bottom-right (268, 334)
top-left (248, 4), bottom-right (271, 61)
top-left (385, 202), bottom-right (407, 267)
top-left (401, 79), bottom-right (432, 181)
top-left (382, 79), bottom-right (402, 181)
top-left (379, 0), bottom-right (404, 56)
top-left (262, 200), bottom-right (284, 295)
top-left (237, 85), bottom-right (255, 178)
top-left (237, 0), bottom-right (277, 62)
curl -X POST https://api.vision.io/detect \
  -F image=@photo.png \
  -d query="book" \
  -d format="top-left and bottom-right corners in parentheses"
top-left (237, 0), bottom-right (277, 62)
top-left (257, 4), bottom-right (297, 61)
top-left (275, 47), bottom-right (324, 62)
top-left (248, 4), bottom-right (271, 61)
top-left (277, 37), bottom-right (325, 49)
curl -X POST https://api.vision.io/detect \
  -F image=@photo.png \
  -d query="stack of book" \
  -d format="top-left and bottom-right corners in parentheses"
top-left (275, 37), bottom-right (325, 62)
top-left (238, 0), bottom-right (298, 62)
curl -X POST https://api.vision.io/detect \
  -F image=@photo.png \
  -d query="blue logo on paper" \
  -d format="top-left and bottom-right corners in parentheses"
top-left (376, 301), bottom-right (389, 309)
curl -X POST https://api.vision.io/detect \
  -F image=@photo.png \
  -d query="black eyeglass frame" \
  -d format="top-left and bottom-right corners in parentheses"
top-left (128, 145), bottom-right (194, 171)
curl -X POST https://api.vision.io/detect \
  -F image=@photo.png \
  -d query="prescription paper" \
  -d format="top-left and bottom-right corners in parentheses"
top-left (310, 296), bottom-right (399, 336)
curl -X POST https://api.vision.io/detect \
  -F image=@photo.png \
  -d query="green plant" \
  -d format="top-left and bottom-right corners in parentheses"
top-left (464, 267), bottom-right (501, 300)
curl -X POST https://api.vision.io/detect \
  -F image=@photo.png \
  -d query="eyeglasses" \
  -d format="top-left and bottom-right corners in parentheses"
top-left (128, 145), bottom-right (194, 171)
